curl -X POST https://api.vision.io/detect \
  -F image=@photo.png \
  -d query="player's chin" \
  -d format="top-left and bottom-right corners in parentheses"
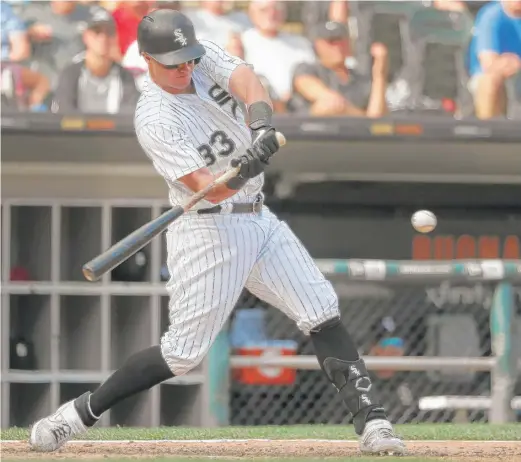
top-left (169, 73), bottom-right (192, 89)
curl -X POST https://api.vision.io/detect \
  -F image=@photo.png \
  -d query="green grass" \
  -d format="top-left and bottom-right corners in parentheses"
top-left (1, 423), bottom-right (519, 441)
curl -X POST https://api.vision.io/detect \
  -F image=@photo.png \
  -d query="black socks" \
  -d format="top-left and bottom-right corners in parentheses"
top-left (75, 345), bottom-right (174, 425)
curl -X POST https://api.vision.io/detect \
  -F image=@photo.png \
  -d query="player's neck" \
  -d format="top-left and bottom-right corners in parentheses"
top-left (159, 80), bottom-right (197, 96)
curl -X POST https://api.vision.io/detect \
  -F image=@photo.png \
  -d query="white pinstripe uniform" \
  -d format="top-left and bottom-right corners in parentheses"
top-left (135, 40), bottom-right (339, 376)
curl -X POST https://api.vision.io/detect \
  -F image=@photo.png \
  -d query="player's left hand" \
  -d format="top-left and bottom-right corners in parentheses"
top-left (250, 127), bottom-right (280, 163)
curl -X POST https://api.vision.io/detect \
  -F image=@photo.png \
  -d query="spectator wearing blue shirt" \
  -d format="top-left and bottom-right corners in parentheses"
top-left (467, 0), bottom-right (521, 119)
top-left (1, 1), bottom-right (30, 62)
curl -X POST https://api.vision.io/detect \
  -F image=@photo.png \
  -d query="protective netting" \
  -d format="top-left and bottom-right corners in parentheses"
top-left (230, 281), bottom-right (521, 425)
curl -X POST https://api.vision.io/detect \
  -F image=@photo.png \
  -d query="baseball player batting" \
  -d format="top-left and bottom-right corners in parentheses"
top-left (29, 9), bottom-right (405, 456)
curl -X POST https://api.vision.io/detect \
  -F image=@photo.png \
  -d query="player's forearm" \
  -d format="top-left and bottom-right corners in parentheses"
top-left (180, 168), bottom-right (239, 204)
top-left (229, 64), bottom-right (272, 119)
top-left (204, 184), bottom-right (240, 203)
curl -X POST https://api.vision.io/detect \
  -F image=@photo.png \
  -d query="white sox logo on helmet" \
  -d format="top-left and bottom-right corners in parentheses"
top-left (174, 29), bottom-right (187, 46)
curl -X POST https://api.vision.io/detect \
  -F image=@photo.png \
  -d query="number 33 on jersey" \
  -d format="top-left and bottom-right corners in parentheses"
top-left (134, 40), bottom-right (261, 208)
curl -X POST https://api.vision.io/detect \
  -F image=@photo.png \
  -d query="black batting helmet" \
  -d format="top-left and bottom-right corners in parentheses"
top-left (137, 9), bottom-right (205, 67)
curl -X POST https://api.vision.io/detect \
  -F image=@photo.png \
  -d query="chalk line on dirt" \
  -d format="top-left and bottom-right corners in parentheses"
top-left (2, 439), bottom-right (519, 444)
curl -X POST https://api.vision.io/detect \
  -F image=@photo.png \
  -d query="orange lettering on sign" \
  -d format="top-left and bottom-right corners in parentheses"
top-left (456, 235), bottom-right (475, 259)
top-left (433, 236), bottom-right (454, 260)
top-left (412, 235), bottom-right (520, 260)
top-left (478, 236), bottom-right (499, 259)
top-left (504, 235), bottom-right (520, 258)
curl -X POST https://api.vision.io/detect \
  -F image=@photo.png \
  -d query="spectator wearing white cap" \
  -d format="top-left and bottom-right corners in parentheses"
top-left (53, 7), bottom-right (139, 114)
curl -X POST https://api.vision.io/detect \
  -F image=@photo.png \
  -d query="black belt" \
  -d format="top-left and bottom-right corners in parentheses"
top-left (197, 196), bottom-right (263, 215)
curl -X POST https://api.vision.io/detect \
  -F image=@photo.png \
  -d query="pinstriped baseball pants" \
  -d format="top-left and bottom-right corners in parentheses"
top-left (160, 206), bottom-right (339, 376)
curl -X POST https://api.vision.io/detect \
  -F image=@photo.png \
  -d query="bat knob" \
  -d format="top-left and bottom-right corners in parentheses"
top-left (276, 132), bottom-right (286, 147)
top-left (82, 266), bottom-right (98, 282)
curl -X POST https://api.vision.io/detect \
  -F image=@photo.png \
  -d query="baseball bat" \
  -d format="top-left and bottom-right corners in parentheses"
top-left (82, 132), bottom-right (286, 282)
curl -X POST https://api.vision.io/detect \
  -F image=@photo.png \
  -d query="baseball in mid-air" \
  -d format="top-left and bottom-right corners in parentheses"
top-left (411, 210), bottom-right (437, 233)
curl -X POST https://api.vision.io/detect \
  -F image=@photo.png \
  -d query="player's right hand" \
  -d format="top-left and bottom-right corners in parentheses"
top-left (230, 148), bottom-right (269, 180)
top-left (226, 130), bottom-right (277, 190)
top-left (226, 150), bottom-right (268, 190)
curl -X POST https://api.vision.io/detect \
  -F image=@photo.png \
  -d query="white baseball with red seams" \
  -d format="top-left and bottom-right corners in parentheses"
top-left (134, 40), bottom-right (340, 377)
top-left (411, 210), bottom-right (437, 234)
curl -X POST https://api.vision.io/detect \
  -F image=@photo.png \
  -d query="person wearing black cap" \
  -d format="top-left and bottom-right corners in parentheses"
top-left (290, 21), bottom-right (389, 117)
top-left (29, 9), bottom-right (405, 457)
top-left (52, 6), bottom-right (140, 114)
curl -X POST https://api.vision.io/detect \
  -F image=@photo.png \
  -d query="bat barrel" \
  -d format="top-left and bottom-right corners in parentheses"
top-left (82, 236), bottom-right (150, 282)
top-left (82, 206), bottom-right (184, 281)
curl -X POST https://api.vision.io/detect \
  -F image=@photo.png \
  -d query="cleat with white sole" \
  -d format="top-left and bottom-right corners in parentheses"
top-left (29, 398), bottom-right (87, 452)
top-left (359, 419), bottom-right (407, 455)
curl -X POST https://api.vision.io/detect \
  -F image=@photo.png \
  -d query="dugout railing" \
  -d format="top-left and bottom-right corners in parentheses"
top-left (228, 259), bottom-right (521, 425)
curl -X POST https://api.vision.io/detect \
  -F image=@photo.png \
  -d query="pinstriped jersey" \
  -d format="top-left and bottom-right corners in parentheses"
top-left (134, 40), bottom-right (263, 209)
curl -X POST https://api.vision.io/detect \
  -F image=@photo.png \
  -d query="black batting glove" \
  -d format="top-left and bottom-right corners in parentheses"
top-left (226, 149), bottom-right (269, 190)
top-left (248, 101), bottom-right (280, 162)
top-left (250, 128), bottom-right (280, 163)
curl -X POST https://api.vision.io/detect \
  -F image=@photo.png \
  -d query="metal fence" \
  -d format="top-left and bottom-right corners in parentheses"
top-left (228, 261), bottom-right (521, 426)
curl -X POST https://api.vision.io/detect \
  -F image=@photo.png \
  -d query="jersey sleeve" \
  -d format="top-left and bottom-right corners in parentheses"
top-left (198, 39), bottom-right (251, 92)
top-left (137, 123), bottom-right (206, 183)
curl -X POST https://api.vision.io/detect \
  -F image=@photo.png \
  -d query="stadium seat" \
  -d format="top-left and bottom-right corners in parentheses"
top-left (348, 1), bottom-right (423, 81)
top-left (506, 72), bottom-right (521, 120)
top-left (403, 7), bottom-right (475, 117)
top-left (424, 313), bottom-right (481, 384)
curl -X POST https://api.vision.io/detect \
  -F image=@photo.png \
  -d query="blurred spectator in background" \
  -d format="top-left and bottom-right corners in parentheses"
top-left (53, 7), bottom-right (139, 114)
top-left (1, 1), bottom-right (30, 62)
top-left (185, 1), bottom-right (251, 50)
top-left (468, 0), bottom-right (521, 119)
top-left (301, 0), bottom-right (357, 69)
top-left (428, 0), bottom-right (468, 12)
top-left (289, 21), bottom-right (388, 117)
top-left (1, 61), bottom-right (50, 111)
top-left (112, 1), bottom-right (154, 57)
top-left (18, 0), bottom-right (117, 91)
top-left (98, 2), bottom-right (119, 12)
top-left (155, 1), bottom-right (183, 11)
top-left (235, 0), bottom-right (315, 108)
top-left (302, 0), bottom-right (349, 33)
